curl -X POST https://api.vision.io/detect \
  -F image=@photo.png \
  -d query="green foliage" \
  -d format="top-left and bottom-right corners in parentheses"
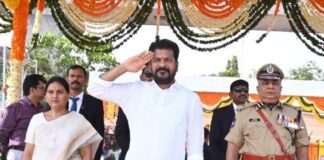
top-left (25, 32), bottom-right (118, 79)
top-left (218, 56), bottom-right (240, 77)
top-left (289, 61), bottom-right (323, 81)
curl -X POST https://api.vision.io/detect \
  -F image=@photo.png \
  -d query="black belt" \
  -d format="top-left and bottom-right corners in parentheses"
top-left (9, 146), bottom-right (24, 151)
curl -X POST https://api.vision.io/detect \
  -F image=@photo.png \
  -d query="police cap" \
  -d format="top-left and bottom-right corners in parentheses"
top-left (256, 63), bottom-right (284, 80)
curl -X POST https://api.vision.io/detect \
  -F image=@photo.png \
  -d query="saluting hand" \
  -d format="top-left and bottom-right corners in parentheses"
top-left (121, 51), bottom-right (154, 73)
top-left (99, 51), bottom-right (154, 81)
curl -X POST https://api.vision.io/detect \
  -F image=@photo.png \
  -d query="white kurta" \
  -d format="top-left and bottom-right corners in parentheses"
top-left (25, 112), bottom-right (102, 160)
top-left (87, 76), bottom-right (204, 160)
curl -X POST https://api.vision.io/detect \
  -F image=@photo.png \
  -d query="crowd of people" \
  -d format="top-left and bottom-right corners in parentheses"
top-left (0, 65), bottom-right (104, 160)
top-left (0, 39), bottom-right (310, 160)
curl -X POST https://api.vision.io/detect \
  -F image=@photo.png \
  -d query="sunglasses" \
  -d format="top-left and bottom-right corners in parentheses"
top-left (233, 88), bottom-right (249, 93)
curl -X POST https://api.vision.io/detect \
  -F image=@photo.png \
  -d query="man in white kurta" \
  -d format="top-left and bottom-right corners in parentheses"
top-left (87, 39), bottom-right (204, 160)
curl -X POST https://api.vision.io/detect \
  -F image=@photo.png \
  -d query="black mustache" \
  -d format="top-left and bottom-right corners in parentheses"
top-left (239, 95), bottom-right (247, 98)
top-left (72, 81), bottom-right (81, 85)
top-left (156, 68), bottom-right (169, 73)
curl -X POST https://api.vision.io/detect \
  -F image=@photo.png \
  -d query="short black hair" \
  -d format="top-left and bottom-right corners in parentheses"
top-left (23, 74), bottom-right (47, 96)
top-left (230, 79), bottom-right (249, 92)
top-left (66, 65), bottom-right (88, 79)
top-left (45, 76), bottom-right (70, 94)
top-left (148, 39), bottom-right (179, 61)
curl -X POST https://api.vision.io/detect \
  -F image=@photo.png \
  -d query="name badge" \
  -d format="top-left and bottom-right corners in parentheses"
top-left (249, 118), bottom-right (260, 122)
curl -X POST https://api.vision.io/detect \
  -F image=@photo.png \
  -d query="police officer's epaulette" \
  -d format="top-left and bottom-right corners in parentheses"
top-left (281, 103), bottom-right (300, 111)
top-left (237, 102), bottom-right (257, 112)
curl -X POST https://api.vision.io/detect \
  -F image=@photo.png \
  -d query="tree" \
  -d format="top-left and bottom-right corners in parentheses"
top-left (218, 55), bottom-right (240, 77)
top-left (289, 61), bottom-right (323, 81)
top-left (25, 32), bottom-right (119, 79)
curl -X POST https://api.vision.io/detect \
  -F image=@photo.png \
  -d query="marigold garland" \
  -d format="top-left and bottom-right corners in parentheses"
top-left (202, 97), bottom-right (232, 113)
top-left (6, 60), bottom-right (23, 105)
top-left (282, 0), bottom-right (324, 56)
top-left (2, 0), bottom-right (323, 105)
top-left (47, 0), bottom-right (155, 52)
top-left (31, 0), bottom-right (46, 48)
top-left (0, 1), bottom-right (13, 33)
top-left (180, 0), bottom-right (252, 36)
top-left (59, 0), bottom-right (137, 36)
top-left (163, 0), bottom-right (276, 51)
top-left (300, 0), bottom-right (324, 33)
top-left (309, 0), bottom-right (324, 14)
top-left (10, 0), bottom-right (29, 61)
top-left (294, 97), bottom-right (324, 123)
top-left (2, 0), bottom-right (20, 11)
top-left (6, 0), bottom-right (29, 105)
top-left (191, 0), bottom-right (244, 19)
top-left (73, 0), bottom-right (123, 16)
top-left (39, 0), bottom-right (324, 55)
top-left (0, 1), bottom-right (12, 22)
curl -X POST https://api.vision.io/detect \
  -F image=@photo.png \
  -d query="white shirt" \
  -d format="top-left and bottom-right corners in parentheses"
top-left (87, 76), bottom-right (204, 160)
top-left (68, 92), bottom-right (84, 112)
top-left (233, 103), bottom-right (245, 115)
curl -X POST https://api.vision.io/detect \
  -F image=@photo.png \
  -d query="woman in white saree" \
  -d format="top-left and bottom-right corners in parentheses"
top-left (23, 77), bottom-right (102, 160)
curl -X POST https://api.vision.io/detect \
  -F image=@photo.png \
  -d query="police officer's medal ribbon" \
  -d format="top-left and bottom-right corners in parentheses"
top-left (277, 113), bottom-right (301, 129)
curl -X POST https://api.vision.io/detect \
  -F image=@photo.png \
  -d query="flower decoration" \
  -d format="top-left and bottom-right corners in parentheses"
top-left (0, 1), bottom-right (13, 33)
top-left (31, 0), bottom-right (46, 48)
top-left (162, 0), bottom-right (276, 51)
top-left (282, 0), bottom-right (324, 56)
top-left (47, 0), bottom-right (155, 52)
top-left (2, 0), bottom-right (20, 11)
top-left (4, 0), bottom-right (29, 105)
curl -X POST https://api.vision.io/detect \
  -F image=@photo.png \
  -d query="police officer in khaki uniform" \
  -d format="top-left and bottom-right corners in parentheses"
top-left (225, 63), bottom-right (309, 160)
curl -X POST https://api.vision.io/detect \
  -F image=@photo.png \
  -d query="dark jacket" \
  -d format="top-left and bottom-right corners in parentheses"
top-left (80, 94), bottom-right (105, 160)
top-left (209, 104), bottom-right (235, 160)
top-left (115, 109), bottom-right (129, 160)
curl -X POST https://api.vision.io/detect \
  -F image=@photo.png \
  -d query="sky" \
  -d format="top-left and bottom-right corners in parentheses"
top-left (112, 25), bottom-right (324, 78)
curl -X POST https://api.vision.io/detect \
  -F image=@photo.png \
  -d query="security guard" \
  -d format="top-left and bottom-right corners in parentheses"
top-left (225, 63), bottom-right (309, 160)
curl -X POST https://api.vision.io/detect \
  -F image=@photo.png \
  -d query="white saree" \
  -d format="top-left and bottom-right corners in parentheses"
top-left (25, 112), bottom-right (102, 160)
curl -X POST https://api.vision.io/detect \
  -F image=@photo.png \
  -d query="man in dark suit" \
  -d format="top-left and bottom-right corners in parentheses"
top-left (204, 128), bottom-right (216, 160)
top-left (66, 65), bottom-right (105, 160)
top-left (209, 79), bottom-right (249, 160)
top-left (115, 65), bottom-right (153, 160)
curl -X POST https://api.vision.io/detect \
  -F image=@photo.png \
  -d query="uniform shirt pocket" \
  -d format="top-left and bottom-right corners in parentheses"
top-left (244, 122), bottom-right (266, 140)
